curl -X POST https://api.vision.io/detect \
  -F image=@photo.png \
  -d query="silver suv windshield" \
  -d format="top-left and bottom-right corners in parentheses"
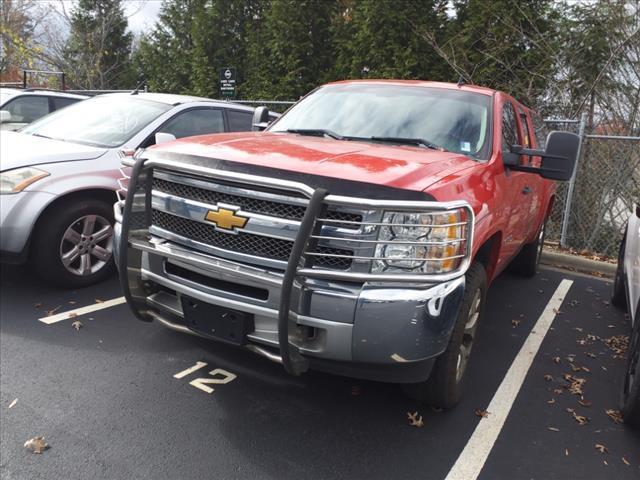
top-left (21, 95), bottom-right (171, 148)
top-left (270, 83), bottom-right (492, 159)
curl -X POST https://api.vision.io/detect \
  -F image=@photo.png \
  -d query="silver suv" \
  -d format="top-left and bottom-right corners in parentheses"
top-left (0, 88), bottom-right (87, 131)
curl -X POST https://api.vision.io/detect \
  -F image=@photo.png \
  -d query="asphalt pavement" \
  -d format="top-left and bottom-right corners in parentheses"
top-left (0, 264), bottom-right (638, 480)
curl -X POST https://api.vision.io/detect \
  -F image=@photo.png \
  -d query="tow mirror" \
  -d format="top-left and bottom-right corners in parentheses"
top-left (252, 106), bottom-right (270, 131)
top-left (507, 131), bottom-right (580, 181)
top-left (155, 132), bottom-right (176, 145)
top-left (0, 110), bottom-right (11, 123)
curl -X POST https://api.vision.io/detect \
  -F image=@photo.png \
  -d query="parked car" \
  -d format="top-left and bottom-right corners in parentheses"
top-left (612, 203), bottom-right (640, 427)
top-left (0, 92), bottom-right (271, 287)
top-left (115, 80), bottom-right (579, 407)
top-left (0, 88), bottom-right (87, 131)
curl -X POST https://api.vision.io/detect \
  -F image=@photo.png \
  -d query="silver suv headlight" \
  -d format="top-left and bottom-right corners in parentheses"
top-left (372, 209), bottom-right (468, 274)
top-left (0, 167), bottom-right (50, 194)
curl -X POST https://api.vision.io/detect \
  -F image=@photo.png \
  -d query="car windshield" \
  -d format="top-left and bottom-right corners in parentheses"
top-left (21, 95), bottom-right (171, 148)
top-left (270, 84), bottom-right (492, 159)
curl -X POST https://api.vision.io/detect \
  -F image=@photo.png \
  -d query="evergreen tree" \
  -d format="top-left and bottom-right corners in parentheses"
top-left (133, 0), bottom-right (204, 94)
top-left (333, 0), bottom-right (450, 81)
top-left (244, 0), bottom-right (336, 99)
top-left (64, 0), bottom-right (133, 89)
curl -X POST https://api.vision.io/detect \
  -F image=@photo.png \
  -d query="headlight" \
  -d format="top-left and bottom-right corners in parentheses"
top-left (372, 210), bottom-right (467, 274)
top-left (0, 167), bottom-right (50, 194)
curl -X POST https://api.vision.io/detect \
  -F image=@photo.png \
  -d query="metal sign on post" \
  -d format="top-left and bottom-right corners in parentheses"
top-left (219, 68), bottom-right (236, 99)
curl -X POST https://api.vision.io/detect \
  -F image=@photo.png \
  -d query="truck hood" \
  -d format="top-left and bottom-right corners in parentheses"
top-left (0, 130), bottom-right (108, 172)
top-left (149, 132), bottom-right (478, 192)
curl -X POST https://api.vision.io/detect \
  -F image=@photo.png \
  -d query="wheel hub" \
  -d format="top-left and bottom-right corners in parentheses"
top-left (59, 214), bottom-right (114, 277)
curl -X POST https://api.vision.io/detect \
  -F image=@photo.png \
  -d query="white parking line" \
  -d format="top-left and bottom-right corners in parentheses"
top-left (445, 278), bottom-right (574, 480)
top-left (38, 297), bottom-right (126, 324)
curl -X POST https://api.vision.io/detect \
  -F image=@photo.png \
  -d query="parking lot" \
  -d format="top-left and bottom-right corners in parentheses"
top-left (1, 264), bottom-right (638, 480)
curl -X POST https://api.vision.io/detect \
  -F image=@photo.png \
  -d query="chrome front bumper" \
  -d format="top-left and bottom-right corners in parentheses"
top-left (115, 211), bottom-right (465, 382)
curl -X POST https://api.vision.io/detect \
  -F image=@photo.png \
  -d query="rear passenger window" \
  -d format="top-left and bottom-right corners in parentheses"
top-left (52, 97), bottom-right (80, 111)
top-left (518, 109), bottom-right (531, 148)
top-left (227, 110), bottom-right (253, 132)
top-left (501, 102), bottom-right (519, 152)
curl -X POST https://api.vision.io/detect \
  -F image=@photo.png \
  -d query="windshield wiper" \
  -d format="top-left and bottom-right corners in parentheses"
top-left (31, 133), bottom-right (52, 140)
top-left (285, 129), bottom-right (344, 140)
top-left (369, 136), bottom-right (445, 151)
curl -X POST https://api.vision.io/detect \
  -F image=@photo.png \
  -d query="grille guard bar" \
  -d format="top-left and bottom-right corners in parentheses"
top-left (119, 156), bottom-right (475, 377)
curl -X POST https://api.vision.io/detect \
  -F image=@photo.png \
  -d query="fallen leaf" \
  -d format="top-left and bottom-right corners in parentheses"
top-left (578, 399), bottom-right (592, 407)
top-left (407, 411), bottom-right (424, 428)
top-left (566, 355), bottom-right (576, 362)
top-left (607, 324), bottom-right (615, 328)
top-left (553, 388), bottom-right (564, 395)
top-left (68, 312), bottom-right (78, 319)
top-left (604, 460), bottom-right (608, 466)
top-left (34, 302), bottom-right (42, 308)
top-left (572, 412), bottom-right (589, 425)
top-left (72, 320), bottom-right (83, 331)
top-left (8, 398), bottom-right (17, 409)
top-left (24, 436), bottom-right (48, 453)
top-left (605, 409), bottom-right (623, 424)
top-left (586, 352), bottom-right (597, 358)
top-left (45, 305), bottom-right (61, 317)
top-left (511, 319), bottom-right (521, 327)
top-left (573, 327), bottom-right (583, 332)
top-left (95, 298), bottom-right (104, 303)
top-left (622, 457), bottom-right (630, 466)
top-left (553, 308), bottom-right (562, 315)
top-left (474, 409), bottom-right (490, 418)
top-left (544, 374), bottom-right (553, 382)
top-left (565, 448), bottom-right (570, 456)
top-left (553, 356), bottom-right (561, 364)
top-left (595, 443), bottom-right (608, 454)
top-left (68, 301), bottom-right (76, 305)
top-left (547, 426), bottom-right (560, 432)
top-left (547, 398), bottom-right (556, 405)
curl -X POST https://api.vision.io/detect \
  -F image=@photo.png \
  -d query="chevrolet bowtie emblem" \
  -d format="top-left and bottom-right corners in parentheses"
top-left (204, 208), bottom-right (248, 232)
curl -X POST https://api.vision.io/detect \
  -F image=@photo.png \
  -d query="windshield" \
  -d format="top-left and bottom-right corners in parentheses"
top-left (270, 84), bottom-right (492, 159)
top-left (21, 96), bottom-right (171, 148)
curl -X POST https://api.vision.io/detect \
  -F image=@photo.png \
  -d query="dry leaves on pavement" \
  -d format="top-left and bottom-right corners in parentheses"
top-left (407, 411), bottom-right (424, 428)
top-left (605, 409), bottom-right (624, 424)
top-left (45, 305), bottom-right (61, 317)
top-left (595, 443), bottom-right (608, 454)
top-left (474, 409), bottom-right (490, 418)
top-left (72, 320), bottom-right (83, 331)
top-left (8, 399), bottom-right (17, 409)
top-left (547, 426), bottom-right (560, 432)
top-left (24, 436), bottom-right (48, 454)
top-left (622, 457), bottom-right (630, 466)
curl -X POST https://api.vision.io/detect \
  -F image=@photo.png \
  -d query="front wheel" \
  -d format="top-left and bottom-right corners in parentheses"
top-left (31, 198), bottom-right (116, 288)
top-left (612, 228), bottom-right (627, 310)
top-left (621, 308), bottom-right (640, 428)
top-left (402, 262), bottom-right (487, 409)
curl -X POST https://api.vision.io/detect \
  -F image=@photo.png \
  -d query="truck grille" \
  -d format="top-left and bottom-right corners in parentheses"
top-left (152, 178), bottom-right (361, 225)
top-left (151, 209), bottom-right (353, 270)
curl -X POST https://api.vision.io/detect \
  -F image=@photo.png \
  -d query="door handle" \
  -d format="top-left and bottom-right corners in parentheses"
top-left (522, 186), bottom-right (532, 194)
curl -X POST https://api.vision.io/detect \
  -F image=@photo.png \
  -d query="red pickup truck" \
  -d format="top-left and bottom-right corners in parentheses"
top-left (115, 80), bottom-right (579, 408)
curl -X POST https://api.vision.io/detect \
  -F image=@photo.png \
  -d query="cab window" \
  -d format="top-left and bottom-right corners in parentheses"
top-left (227, 110), bottom-right (252, 132)
top-left (501, 101), bottom-right (519, 153)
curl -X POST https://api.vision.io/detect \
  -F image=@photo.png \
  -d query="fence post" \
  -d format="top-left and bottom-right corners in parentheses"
top-left (560, 112), bottom-right (588, 248)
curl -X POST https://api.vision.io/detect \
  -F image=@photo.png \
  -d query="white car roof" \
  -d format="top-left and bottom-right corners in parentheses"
top-left (0, 88), bottom-right (88, 106)
top-left (98, 92), bottom-right (255, 111)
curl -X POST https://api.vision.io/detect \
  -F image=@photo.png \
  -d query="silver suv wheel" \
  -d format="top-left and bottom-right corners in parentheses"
top-left (59, 214), bottom-right (113, 276)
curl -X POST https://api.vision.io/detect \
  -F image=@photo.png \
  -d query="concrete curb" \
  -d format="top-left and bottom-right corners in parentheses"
top-left (540, 250), bottom-right (617, 277)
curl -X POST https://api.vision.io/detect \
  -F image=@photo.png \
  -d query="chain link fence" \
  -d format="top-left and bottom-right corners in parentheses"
top-left (544, 115), bottom-right (640, 257)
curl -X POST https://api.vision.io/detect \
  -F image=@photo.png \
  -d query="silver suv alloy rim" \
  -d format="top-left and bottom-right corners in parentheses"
top-left (59, 215), bottom-right (113, 276)
top-left (456, 288), bottom-right (481, 382)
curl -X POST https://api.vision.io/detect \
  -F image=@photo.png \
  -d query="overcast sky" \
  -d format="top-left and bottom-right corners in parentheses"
top-left (44, 1), bottom-right (163, 34)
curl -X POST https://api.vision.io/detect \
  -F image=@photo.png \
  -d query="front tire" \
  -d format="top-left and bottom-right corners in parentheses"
top-left (402, 262), bottom-right (487, 409)
top-left (621, 307), bottom-right (640, 428)
top-left (31, 198), bottom-right (115, 288)
top-left (612, 228), bottom-right (627, 310)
